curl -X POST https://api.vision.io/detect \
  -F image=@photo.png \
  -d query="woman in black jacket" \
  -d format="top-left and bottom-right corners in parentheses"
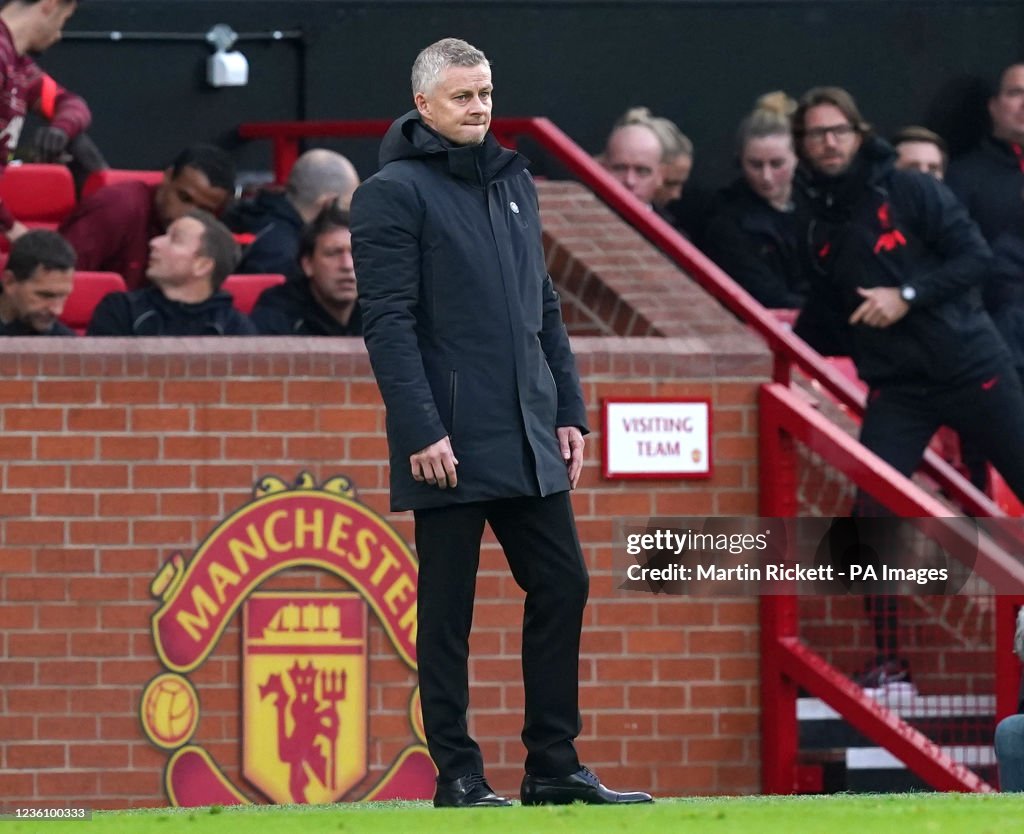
top-left (704, 94), bottom-right (809, 310)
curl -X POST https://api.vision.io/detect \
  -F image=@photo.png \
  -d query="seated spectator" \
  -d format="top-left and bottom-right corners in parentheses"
top-left (251, 203), bottom-right (361, 336)
top-left (59, 144), bottom-right (236, 290)
top-left (0, 0), bottom-right (90, 242)
top-left (227, 149), bottom-right (360, 276)
top-left (613, 106), bottom-right (694, 213)
top-left (703, 93), bottom-right (810, 309)
top-left (892, 125), bottom-right (948, 180)
top-left (995, 607), bottom-right (1024, 791)
top-left (87, 209), bottom-right (255, 336)
top-left (0, 229), bottom-right (75, 335)
top-left (599, 120), bottom-right (664, 207)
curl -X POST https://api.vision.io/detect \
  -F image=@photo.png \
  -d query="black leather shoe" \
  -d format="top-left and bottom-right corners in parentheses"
top-left (433, 773), bottom-right (512, 808)
top-left (521, 767), bottom-right (653, 805)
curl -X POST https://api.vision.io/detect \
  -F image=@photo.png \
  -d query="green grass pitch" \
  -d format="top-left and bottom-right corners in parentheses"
top-left (7, 794), bottom-right (1024, 834)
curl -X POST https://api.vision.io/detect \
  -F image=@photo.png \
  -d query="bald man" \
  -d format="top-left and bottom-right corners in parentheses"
top-left (600, 123), bottom-right (664, 206)
top-left (228, 148), bottom-right (360, 276)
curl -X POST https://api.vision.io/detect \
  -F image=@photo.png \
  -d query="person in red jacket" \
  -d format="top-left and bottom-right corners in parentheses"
top-left (0, 0), bottom-right (90, 240)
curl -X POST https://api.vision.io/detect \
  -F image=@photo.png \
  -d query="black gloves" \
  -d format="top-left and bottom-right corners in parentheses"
top-left (34, 126), bottom-right (69, 162)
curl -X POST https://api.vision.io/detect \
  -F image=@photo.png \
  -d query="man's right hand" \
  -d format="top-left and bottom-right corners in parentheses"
top-left (410, 436), bottom-right (459, 489)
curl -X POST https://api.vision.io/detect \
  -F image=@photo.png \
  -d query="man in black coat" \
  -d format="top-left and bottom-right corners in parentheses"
top-left (227, 149), bottom-right (359, 276)
top-left (946, 63), bottom-right (1024, 381)
top-left (87, 209), bottom-right (255, 336)
top-left (351, 38), bottom-right (651, 809)
top-left (250, 202), bottom-right (362, 336)
top-left (793, 86), bottom-right (1024, 685)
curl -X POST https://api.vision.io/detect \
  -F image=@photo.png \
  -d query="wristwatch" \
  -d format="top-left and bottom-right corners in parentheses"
top-left (899, 284), bottom-right (917, 304)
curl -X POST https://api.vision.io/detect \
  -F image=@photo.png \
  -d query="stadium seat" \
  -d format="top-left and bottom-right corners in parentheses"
top-left (221, 273), bottom-right (286, 315)
top-left (81, 169), bottom-right (164, 200)
top-left (0, 163), bottom-right (76, 225)
top-left (61, 271), bottom-right (127, 334)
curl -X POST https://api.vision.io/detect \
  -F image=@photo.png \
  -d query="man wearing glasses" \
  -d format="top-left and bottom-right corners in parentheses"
top-left (792, 86), bottom-right (1024, 686)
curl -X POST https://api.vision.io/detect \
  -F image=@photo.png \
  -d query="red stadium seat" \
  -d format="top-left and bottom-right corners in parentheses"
top-left (0, 163), bottom-right (76, 225)
top-left (61, 271), bottom-right (127, 334)
top-left (81, 169), bottom-right (164, 200)
top-left (221, 273), bottom-right (286, 315)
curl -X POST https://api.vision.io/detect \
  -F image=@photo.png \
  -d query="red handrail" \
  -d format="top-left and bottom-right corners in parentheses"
top-left (236, 116), bottom-right (1002, 518)
top-left (759, 382), bottom-right (1024, 794)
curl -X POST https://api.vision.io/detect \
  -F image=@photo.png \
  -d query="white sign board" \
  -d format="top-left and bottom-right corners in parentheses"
top-left (602, 399), bottom-right (712, 479)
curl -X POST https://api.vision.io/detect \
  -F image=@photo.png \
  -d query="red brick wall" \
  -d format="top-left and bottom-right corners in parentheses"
top-left (0, 330), bottom-right (769, 808)
top-left (537, 181), bottom-right (739, 341)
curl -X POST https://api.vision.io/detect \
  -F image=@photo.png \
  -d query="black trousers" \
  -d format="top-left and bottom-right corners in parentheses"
top-left (413, 491), bottom-right (589, 780)
top-left (858, 366), bottom-right (1024, 499)
top-left (857, 365), bottom-right (1024, 661)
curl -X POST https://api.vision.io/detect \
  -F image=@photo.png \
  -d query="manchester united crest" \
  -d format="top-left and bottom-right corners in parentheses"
top-left (139, 473), bottom-right (436, 807)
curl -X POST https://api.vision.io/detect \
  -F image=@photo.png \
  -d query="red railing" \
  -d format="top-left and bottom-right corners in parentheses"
top-left (238, 117), bottom-right (1023, 792)
top-left (761, 383), bottom-right (1024, 792)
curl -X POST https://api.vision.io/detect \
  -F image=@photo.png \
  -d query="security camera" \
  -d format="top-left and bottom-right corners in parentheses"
top-left (205, 23), bottom-right (248, 88)
top-left (207, 50), bottom-right (249, 87)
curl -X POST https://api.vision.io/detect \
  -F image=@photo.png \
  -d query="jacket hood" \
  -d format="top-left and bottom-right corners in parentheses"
top-left (378, 110), bottom-right (523, 185)
top-left (378, 110), bottom-right (442, 165)
top-left (229, 189), bottom-right (302, 230)
top-left (806, 135), bottom-right (896, 189)
top-left (144, 285), bottom-right (238, 318)
top-left (802, 136), bottom-right (897, 214)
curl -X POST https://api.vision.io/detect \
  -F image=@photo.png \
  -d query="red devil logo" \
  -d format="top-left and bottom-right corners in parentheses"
top-left (873, 201), bottom-right (907, 254)
top-left (260, 661), bottom-right (348, 803)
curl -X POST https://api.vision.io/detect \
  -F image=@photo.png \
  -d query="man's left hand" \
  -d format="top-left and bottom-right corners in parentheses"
top-left (557, 426), bottom-right (585, 490)
top-left (849, 287), bottom-right (909, 328)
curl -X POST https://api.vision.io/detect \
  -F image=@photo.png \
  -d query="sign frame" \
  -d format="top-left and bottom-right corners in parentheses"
top-left (601, 397), bottom-right (713, 480)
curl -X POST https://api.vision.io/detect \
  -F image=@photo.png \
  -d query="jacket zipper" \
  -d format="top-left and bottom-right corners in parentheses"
top-left (448, 370), bottom-right (458, 444)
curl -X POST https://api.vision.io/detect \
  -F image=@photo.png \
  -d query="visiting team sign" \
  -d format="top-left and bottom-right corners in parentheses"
top-left (603, 399), bottom-right (712, 479)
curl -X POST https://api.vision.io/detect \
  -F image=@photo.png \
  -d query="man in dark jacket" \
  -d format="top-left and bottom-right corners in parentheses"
top-left (946, 63), bottom-right (1024, 380)
top-left (250, 202), bottom-right (361, 336)
top-left (351, 38), bottom-right (651, 809)
top-left (227, 149), bottom-right (359, 276)
top-left (0, 229), bottom-right (75, 336)
top-left (87, 209), bottom-right (255, 336)
top-left (793, 86), bottom-right (1024, 685)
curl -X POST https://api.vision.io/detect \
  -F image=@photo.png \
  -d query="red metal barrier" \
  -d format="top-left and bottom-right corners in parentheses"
top-left (760, 383), bottom-right (1024, 792)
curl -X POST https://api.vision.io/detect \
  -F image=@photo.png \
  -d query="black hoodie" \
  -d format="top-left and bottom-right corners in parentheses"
top-left (947, 136), bottom-right (1024, 374)
top-left (250, 278), bottom-right (362, 336)
top-left (794, 137), bottom-right (1009, 387)
top-left (224, 190), bottom-right (304, 277)
top-left (351, 111), bottom-right (587, 511)
top-left (87, 285), bottom-right (257, 336)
